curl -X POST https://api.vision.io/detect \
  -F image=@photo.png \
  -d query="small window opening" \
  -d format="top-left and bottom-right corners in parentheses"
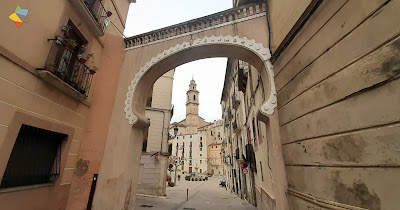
top-left (0, 125), bottom-right (67, 189)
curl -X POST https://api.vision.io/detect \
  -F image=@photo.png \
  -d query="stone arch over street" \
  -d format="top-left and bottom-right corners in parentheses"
top-left (91, 3), bottom-right (288, 209)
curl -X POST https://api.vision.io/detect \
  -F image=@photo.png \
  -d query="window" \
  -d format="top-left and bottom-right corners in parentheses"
top-left (182, 166), bottom-right (184, 170)
top-left (260, 161), bottom-right (264, 182)
top-left (216, 146), bottom-right (217, 148)
top-left (190, 135), bottom-right (192, 138)
top-left (252, 118), bottom-right (257, 146)
top-left (190, 142), bottom-right (192, 147)
top-left (200, 148), bottom-right (202, 151)
top-left (200, 160), bottom-right (202, 164)
top-left (194, 95), bottom-right (196, 100)
top-left (200, 169), bottom-right (202, 173)
top-left (211, 131), bottom-right (213, 136)
top-left (0, 125), bottom-right (67, 189)
top-left (200, 137), bottom-right (202, 140)
top-left (183, 136), bottom-right (185, 139)
top-left (200, 154), bottom-right (202, 157)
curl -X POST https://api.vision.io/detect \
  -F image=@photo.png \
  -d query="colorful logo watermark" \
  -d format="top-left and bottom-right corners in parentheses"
top-left (9, 5), bottom-right (29, 28)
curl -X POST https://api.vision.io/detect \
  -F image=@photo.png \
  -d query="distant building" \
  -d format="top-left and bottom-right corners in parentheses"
top-left (169, 78), bottom-right (225, 176)
top-left (198, 120), bottom-right (225, 175)
top-left (137, 70), bottom-right (175, 196)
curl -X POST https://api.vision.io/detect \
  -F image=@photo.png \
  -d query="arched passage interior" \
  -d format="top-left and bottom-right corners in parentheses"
top-left (92, 35), bottom-right (289, 210)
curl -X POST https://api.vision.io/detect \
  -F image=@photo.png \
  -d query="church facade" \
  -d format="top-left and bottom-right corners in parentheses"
top-left (169, 79), bottom-right (224, 177)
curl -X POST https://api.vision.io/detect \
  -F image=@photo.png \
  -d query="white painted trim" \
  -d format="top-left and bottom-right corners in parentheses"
top-left (124, 35), bottom-right (277, 125)
top-left (125, 13), bottom-right (266, 51)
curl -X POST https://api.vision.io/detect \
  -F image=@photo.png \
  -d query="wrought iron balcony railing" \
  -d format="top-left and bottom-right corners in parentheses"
top-left (68, 0), bottom-right (110, 36)
top-left (37, 41), bottom-right (94, 100)
top-left (233, 120), bottom-right (241, 133)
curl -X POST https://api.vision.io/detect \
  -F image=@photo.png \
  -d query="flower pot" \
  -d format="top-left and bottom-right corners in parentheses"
top-left (65, 44), bottom-right (73, 51)
top-left (89, 70), bottom-right (96, 75)
top-left (106, 11), bottom-right (112, 17)
top-left (80, 58), bottom-right (87, 64)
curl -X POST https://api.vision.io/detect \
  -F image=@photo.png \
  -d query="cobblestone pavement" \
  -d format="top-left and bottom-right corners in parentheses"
top-left (135, 176), bottom-right (256, 210)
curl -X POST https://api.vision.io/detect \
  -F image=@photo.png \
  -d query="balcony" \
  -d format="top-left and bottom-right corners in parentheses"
top-left (245, 144), bottom-right (257, 172)
top-left (232, 93), bottom-right (240, 110)
top-left (224, 117), bottom-right (229, 127)
top-left (228, 108), bottom-right (233, 121)
top-left (37, 41), bottom-right (94, 101)
top-left (68, 0), bottom-right (110, 36)
top-left (233, 120), bottom-right (241, 133)
top-left (235, 148), bottom-right (239, 160)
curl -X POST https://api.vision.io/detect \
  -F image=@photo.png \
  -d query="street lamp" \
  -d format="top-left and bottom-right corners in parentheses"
top-left (168, 126), bottom-right (179, 140)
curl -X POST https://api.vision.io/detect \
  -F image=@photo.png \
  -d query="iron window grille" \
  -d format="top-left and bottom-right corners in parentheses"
top-left (0, 125), bottom-right (67, 189)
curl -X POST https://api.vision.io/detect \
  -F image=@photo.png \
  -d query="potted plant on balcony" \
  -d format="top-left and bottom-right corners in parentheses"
top-left (45, 62), bottom-right (56, 73)
top-left (89, 66), bottom-right (98, 75)
top-left (77, 85), bottom-right (89, 95)
top-left (63, 39), bottom-right (77, 51)
top-left (92, 11), bottom-right (99, 22)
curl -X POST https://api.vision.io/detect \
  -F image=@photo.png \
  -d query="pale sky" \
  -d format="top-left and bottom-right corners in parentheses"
top-left (124, 0), bottom-right (232, 123)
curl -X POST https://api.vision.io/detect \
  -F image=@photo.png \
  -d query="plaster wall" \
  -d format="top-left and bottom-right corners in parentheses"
top-left (0, 0), bottom-right (130, 209)
top-left (273, 0), bottom-right (400, 209)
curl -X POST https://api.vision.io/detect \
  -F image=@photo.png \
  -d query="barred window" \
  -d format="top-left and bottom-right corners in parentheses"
top-left (0, 125), bottom-right (67, 188)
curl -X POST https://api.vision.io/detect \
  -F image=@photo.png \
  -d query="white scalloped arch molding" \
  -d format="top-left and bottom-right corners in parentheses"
top-left (124, 35), bottom-right (277, 125)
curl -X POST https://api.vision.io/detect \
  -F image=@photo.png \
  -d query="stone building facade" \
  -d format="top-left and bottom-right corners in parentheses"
top-left (219, 1), bottom-right (400, 209)
top-left (169, 79), bottom-right (210, 177)
top-left (137, 70), bottom-right (174, 196)
top-left (198, 120), bottom-right (225, 175)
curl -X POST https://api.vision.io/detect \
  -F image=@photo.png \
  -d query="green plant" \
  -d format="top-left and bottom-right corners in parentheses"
top-left (92, 11), bottom-right (99, 20)
top-left (46, 62), bottom-right (56, 69)
top-left (64, 39), bottom-right (77, 49)
top-left (205, 177), bottom-right (208, 180)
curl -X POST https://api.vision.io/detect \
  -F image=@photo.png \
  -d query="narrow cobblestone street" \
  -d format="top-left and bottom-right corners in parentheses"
top-left (135, 177), bottom-right (256, 210)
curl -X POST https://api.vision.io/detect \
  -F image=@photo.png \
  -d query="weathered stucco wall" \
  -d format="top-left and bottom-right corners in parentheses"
top-left (274, 0), bottom-right (400, 209)
top-left (0, 0), bottom-right (129, 209)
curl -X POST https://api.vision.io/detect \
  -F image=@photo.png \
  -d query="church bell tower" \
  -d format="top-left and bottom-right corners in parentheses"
top-left (186, 78), bottom-right (199, 134)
